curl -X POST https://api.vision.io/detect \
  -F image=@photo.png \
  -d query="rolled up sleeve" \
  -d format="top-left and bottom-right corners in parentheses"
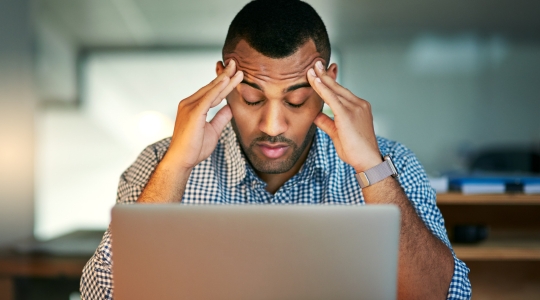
top-left (387, 141), bottom-right (472, 299)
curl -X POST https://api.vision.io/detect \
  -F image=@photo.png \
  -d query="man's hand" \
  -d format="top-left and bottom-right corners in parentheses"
top-left (163, 60), bottom-right (244, 170)
top-left (137, 60), bottom-right (243, 203)
top-left (307, 61), bottom-right (382, 173)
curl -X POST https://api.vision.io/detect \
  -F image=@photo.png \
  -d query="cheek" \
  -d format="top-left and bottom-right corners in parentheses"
top-left (287, 100), bottom-right (323, 142)
top-left (227, 90), bottom-right (246, 115)
top-left (302, 97), bottom-right (324, 121)
top-left (227, 91), bottom-right (258, 137)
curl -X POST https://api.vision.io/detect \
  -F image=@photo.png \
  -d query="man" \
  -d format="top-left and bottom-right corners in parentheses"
top-left (81, 0), bottom-right (471, 299)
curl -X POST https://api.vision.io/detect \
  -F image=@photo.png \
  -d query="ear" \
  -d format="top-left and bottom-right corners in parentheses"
top-left (216, 61), bottom-right (226, 76)
top-left (326, 63), bottom-right (338, 80)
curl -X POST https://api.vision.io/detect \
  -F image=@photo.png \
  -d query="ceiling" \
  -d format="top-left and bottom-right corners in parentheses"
top-left (35, 0), bottom-right (540, 48)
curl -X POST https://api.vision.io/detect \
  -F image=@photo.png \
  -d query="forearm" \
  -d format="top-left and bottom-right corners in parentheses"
top-left (137, 157), bottom-right (192, 203)
top-left (362, 177), bottom-right (454, 299)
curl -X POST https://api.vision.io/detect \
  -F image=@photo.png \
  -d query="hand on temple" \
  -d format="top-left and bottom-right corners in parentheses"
top-left (307, 61), bottom-right (382, 173)
top-left (163, 60), bottom-right (244, 171)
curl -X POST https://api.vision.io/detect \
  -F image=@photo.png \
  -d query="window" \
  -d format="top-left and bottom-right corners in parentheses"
top-left (35, 49), bottom-right (224, 239)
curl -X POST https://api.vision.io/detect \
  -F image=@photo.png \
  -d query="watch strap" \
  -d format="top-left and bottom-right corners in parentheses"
top-left (356, 156), bottom-right (397, 188)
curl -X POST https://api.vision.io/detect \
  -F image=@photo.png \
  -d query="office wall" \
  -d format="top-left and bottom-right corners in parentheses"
top-left (339, 36), bottom-right (540, 174)
top-left (0, 0), bottom-right (35, 247)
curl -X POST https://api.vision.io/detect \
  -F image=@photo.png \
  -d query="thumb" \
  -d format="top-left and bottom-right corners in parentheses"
top-left (209, 104), bottom-right (233, 134)
top-left (313, 112), bottom-right (337, 139)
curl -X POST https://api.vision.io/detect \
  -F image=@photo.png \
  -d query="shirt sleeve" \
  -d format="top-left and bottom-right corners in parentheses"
top-left (389, 143), bottom-right (472, 300)
top-left (80, 142), bottom-right (165, 299)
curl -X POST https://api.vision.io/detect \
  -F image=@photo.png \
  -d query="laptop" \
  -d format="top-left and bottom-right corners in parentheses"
top-left (111, 204), bottom-right (400, 300)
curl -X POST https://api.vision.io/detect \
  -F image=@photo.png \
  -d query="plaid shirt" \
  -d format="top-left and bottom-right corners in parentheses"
top-left (81, 122), bottom-right (471, 299)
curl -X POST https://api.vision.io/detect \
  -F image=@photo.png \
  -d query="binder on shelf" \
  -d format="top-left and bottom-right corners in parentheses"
top-left (523, 178), bottom-right (540, 194)
top-left (448, 175), bottom-right (540, 195)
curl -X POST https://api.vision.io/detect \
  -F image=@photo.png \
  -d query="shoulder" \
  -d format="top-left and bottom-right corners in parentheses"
top-left (140, 137), bottom-right (172, 160)
top-left (376, 136), bottom-right (414, 161)
top-left (315, 129), bottom-right (417, 170)
top-left (123, 137), bottom-right (172, 186)
top-left (376, 136), bottom-right (427, 176)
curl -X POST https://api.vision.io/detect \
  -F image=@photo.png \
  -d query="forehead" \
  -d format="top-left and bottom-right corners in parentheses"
top-left (224, 39), bottom-right (324, 85)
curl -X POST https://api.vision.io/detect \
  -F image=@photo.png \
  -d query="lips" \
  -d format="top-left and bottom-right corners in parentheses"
top-left (257, 143), bottom-right (289, 159)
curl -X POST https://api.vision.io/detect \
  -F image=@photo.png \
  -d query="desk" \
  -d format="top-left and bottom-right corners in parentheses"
top-left (0, 251), bottom-right (89, 300)
top-left (0, 231), bottom-right (102, 300)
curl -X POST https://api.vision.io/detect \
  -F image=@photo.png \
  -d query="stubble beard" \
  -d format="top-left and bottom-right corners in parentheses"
top-left (231, 119), bottom-right (316, 174)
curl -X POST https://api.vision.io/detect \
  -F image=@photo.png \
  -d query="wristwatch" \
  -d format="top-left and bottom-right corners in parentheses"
top-left (355, 155), bottom-right (398, 188)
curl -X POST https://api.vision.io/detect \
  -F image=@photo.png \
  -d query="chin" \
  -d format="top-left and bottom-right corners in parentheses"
top-left (248, 154), bottom-right (297, 174)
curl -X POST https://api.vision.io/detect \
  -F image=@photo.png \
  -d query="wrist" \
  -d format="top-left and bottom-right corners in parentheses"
top-left (160, 154), bottom-right (194, 176)
top-left (352, 155), bottom-right (383, 174)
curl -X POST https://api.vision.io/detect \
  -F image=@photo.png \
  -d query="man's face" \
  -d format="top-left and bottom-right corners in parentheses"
top-left (219, 39), bottom-right (335, 175)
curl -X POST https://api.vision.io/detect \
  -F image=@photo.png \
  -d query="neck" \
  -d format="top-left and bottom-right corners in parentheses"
top-left (256, 138), bottom-right (313, 194)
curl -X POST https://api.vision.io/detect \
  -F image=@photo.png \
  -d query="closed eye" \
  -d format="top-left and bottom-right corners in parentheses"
top-left (287, 102), bottom-right (304, 108)
top-left (244, 99), bottom-right (263, 106)
top-left (243, 98), bottom-right (305, 108)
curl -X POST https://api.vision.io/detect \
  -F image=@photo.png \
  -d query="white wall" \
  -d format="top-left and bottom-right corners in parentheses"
top-left (339, 35), bottom-right (540, 174)
top-left (0, 0), bottom-right (35, 247)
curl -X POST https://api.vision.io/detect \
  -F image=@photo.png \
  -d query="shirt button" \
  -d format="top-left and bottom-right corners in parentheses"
top-left (251, 180), bottom-right (257, 188)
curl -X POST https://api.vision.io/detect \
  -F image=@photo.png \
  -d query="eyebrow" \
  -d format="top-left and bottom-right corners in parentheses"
top-left (240, 79), bottom-right (311, 93)
top-left (284, 82), bottom-right (311, 93)
top-left (240, 80), bottom-right (262, 91)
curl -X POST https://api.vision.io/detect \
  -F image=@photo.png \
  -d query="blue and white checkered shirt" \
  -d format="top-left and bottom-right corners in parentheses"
top-left (81, 122), bottom-right (471, 299)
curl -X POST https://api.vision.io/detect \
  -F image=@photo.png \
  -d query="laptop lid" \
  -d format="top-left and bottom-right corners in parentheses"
top-left (111, 204), bottom-right (400, 300)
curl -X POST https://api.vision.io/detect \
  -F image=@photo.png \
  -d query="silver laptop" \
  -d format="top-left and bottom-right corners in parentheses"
top-left (111, 204), bottom-right (400, 300)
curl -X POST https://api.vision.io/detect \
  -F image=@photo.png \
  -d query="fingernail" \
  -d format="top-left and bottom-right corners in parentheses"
top-left (308, 68), bottom-right (316, 77)
top-left (316, 61), bottom-right (324, 70)
top-left (315, 77), bottom-right (321, 83)
top-left (228, 60), bottom-right (235, 67)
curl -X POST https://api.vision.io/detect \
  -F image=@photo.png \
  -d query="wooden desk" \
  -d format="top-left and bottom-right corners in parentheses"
top-left (0, 230), bottom-right (102, 300)
top-left (0, 251), bottom-right (89, 300)
top-left (438, 193), bottom-right (540, 299)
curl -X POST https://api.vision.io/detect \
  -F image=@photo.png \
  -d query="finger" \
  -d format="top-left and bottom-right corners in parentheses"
top-left (186, 60), bottom-right (237, 103)
top-left (307, 68), bottom-right (343, 112)
top-left (196, 76), bottom-right (230, 112)
top-left (210, 70), bottom-right (244, 108)
top-left (313, 61), bottom-right (356, 100)
top-left (313, 112), bottom-right (338, 140)
top-left (222, 59), bottom-right (237, 78)
top-left (210, 59), bottom-right (236, 85)
top-left (209, 104), bottom-right (233, 134)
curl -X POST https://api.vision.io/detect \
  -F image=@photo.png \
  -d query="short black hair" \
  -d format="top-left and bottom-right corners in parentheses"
top-left (223, 0), bottom-right (331, 64)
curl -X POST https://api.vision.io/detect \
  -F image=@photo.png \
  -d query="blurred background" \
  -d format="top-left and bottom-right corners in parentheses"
top-left (1, 0), bottom-right (539, 299)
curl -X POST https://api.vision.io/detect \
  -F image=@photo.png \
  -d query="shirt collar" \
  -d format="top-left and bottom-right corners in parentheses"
top-left (213, 122), bottom-right (247, 188)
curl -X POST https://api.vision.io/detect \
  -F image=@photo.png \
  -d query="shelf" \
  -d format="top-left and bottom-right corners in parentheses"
top-left (453, 232), bottom-right (540, 261)
top-left (437, 193), bottom-right (540, 205)
top-left (0, 252), bottom-right (89, 277)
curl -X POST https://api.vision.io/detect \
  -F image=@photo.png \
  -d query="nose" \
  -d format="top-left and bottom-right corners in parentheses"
top-left (258, 101), bottom-right (288, 137)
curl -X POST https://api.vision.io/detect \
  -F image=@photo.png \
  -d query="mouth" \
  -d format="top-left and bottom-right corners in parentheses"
top-left (256, 142), bottom-right (290, 159)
